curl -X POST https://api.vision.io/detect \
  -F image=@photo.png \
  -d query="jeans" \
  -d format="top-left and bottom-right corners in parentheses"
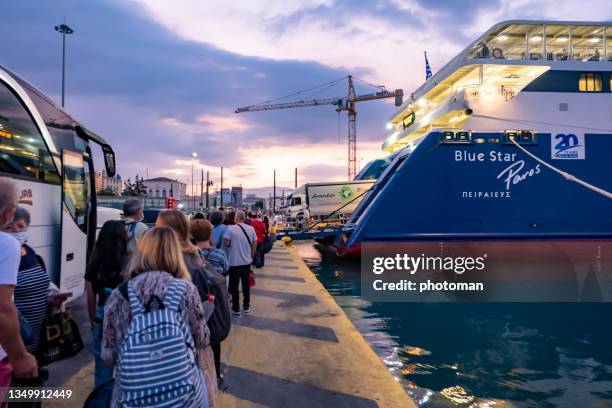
top-left (228, 264), bottom-right (251, 312)
top-left (211, 342), bottom-right (221, 378)
top-left (198, 368), bottom-right (209, 408)
top-left (92, 306), bottom-right (113, 387)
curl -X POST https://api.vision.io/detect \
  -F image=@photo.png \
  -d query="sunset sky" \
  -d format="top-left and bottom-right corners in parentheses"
top-left (2, 0), bottom-right (611, 193)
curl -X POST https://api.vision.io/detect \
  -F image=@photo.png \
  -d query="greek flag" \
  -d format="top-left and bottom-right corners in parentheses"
top-left (424, 51), bottom-right (432, 79)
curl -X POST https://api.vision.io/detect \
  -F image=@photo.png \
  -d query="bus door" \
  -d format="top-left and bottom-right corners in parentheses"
top-left (60, 149), bottom-right (89, 299)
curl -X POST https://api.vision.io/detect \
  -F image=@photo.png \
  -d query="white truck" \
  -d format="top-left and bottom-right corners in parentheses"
top-left (282, 180), bottom-right (375, 224)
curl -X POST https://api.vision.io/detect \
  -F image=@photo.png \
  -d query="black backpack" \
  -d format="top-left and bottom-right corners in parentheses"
top-left (191, 262), bottom-right (231, 346)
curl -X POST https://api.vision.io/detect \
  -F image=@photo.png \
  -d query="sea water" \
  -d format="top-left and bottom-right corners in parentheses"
top-left (294, 241), bottom-right (612, 407)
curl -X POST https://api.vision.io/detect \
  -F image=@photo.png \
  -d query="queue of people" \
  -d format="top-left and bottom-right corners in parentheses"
top-left (0, 176), bottom-right (275, 407)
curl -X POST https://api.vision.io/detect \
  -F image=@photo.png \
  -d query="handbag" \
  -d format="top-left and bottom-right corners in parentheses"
top-left (84, 378), bottom-right (115, 408)
top-left (9, 367), bottom-right (49, 408)
top-left (37, 311), bottom-right (84, 366)
top-left (262, 233), bottom-right (273, 254)
top-left (249, 270), bottom-right (256, 287)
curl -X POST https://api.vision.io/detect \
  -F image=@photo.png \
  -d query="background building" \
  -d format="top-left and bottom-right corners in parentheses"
top-left (211, 188), bottom-right (231, 208)
top-left (143, 177), bottom-right (186, 199)
top-left (231, 185), bottom-right (243, 208)
top-left (95, 170), bottom-right (123, 195)
top-left (243, 193), bottom-right (266, 210)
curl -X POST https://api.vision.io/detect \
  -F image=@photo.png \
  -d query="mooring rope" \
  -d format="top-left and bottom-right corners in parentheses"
top-left (510, 138), bottom-right (612, 199)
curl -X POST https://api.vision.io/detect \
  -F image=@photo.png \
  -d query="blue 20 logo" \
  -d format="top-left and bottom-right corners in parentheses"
top-left (554, 133), bottom-right (581, 155)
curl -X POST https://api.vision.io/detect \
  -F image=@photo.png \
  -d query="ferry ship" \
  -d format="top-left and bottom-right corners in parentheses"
top-left (337, 21), bottom-right (612, 300)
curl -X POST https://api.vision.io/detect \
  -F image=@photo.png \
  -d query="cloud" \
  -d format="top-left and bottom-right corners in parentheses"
top-left (195, 114), bottom-right (251, 132)
top-left (2, 0), bottom-right (390, 186)
top-left (135, 0), bottom-right (611, 91)
top-left (2, 0), bottom-right (610, 189)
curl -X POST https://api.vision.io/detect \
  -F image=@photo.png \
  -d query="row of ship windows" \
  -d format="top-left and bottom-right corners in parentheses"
top-left (578, 72), bottom-right (608, 92)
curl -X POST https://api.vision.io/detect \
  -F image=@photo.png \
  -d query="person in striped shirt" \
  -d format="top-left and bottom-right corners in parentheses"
top-left (0, 178), bottom-right (38, 395)
top-left (3, 207), bottom-right (70, 355)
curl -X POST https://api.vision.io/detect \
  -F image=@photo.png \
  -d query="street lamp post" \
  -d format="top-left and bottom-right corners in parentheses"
top-left (54, 22), bottom-right (74, 108)
top-left (191, 152), bottom-right (197, 211)
top-left (220, 167), bottom-right (224, 209)
top-left (205, 171), bottom-right (213, 210)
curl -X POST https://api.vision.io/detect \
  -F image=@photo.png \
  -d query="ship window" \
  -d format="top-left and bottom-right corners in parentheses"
top-left (402, 112), bottom-right (415, 129)
top-left (545, 25), bottom-right (570, 61)
top-left (578, 73), bottom-right (602, 92)
top-left (571, 25), bottom-right (604, 61)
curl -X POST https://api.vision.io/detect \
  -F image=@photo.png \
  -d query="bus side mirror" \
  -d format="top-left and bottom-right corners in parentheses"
top-left (101, 144), bottom-right (116, 177)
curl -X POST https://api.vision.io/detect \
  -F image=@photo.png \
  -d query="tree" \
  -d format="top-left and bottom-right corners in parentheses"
top-left (252, 199), bottom-right (265, 210)
top-left (122, 175), bottom-right (148, 196)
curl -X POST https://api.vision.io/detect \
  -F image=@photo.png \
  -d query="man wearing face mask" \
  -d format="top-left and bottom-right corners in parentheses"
top-left (121, 198), bottom-right (149, 257)
top-left (0, 178), bottom-right (38, 395)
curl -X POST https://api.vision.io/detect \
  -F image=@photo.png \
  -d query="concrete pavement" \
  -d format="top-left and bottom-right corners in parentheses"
top-left (44, 242), bottom-right (415, 407)
top-left (217, 243), bottom-right (415, 407)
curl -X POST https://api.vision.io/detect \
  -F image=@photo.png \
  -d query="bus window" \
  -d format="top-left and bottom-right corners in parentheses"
top-left (0, 81), bottom-right (60, 183)
top-left (18, 82), bottom-right (88, 155)
top-left (62, 150), bottom-right (88, 233)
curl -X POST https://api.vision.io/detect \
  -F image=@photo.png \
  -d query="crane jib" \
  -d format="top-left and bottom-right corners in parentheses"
top-left (234, 76), bottom-right (403, 180)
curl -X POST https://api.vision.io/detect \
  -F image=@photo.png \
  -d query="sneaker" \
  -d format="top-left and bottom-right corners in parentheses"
top-left (232, 310), bottom-right (241, 316)
top-left (243, 307), bottom-right (251, 314)
top-left (218, 377), bottom-right (229, 392)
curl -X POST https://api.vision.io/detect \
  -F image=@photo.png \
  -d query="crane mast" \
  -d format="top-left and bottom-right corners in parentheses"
top-left (346, 76), bottom-right (357, 180)
top-left (235, 75), bottom-right (403, 180)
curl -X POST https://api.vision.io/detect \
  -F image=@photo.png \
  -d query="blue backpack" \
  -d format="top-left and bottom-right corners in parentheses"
top-left (118, 279), bottom-right (207, 408)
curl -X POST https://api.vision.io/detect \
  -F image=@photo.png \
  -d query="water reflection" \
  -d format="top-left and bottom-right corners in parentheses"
top-left (294, 241), bottom-right (612, 407)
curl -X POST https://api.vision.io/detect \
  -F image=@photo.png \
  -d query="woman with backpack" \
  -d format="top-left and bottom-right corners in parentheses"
top-left (190, 219), bottom-right (231, 387)
top-left (84, 220), bottom-right (129, 387)
top-left (192, 219), bottom-right (228, 276)
top-left (156, 210), bottom-right (220, 404)
top-left (101, 227), bottom-right (210, 408)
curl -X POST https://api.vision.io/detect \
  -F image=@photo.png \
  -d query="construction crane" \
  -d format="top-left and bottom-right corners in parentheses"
top-left (235, 75), bottom-right (403, 180)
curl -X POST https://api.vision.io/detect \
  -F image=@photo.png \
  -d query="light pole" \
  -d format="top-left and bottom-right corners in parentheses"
top-left (191, 152), bottom-right (197, 210)
top-left (220, 167), bottom-right (224, 209)
top-left (54, 22), bottom-right (74, 108)
top-left (205, 171), bottom-right (213, 210)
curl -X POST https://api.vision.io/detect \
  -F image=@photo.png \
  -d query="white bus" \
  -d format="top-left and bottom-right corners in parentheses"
top-left (0, 65), bottom-right (116, 300)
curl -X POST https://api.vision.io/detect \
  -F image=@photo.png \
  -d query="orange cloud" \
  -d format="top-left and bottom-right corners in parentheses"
top-left (195, 113), bottom-right (251, 132)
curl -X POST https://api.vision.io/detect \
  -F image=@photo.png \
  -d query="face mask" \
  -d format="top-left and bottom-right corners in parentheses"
top-left (10, 231), bottom-right (27, 246)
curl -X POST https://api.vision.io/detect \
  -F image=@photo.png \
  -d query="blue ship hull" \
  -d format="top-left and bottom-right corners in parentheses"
top-left (337, 131), bottom-right (612, 250)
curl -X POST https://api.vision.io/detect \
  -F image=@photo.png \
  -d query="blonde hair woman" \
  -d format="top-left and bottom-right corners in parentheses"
top-left (101, 227), bottom-right (210, 407)
top-left (155, 210), bottom-right (220, 404)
